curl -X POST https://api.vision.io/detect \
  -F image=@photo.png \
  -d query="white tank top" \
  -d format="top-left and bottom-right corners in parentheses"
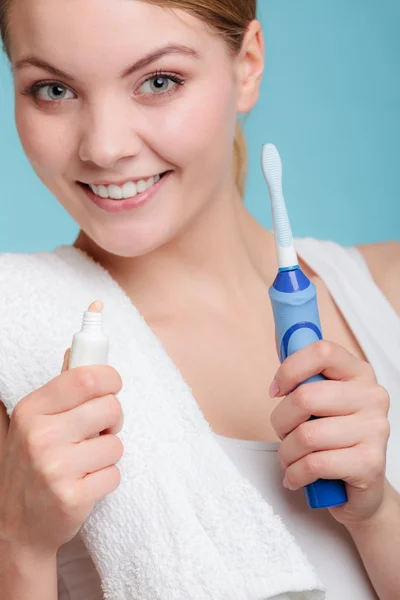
top-left (56, 239), bottom-right (400, 600)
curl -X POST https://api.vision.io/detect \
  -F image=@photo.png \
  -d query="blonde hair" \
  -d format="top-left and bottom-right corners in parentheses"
top-left (0, 0), bottom-right (256, 196)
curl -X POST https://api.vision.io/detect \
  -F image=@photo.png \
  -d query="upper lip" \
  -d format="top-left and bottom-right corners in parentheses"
top-left (80, 172), bottom-right (168, 187)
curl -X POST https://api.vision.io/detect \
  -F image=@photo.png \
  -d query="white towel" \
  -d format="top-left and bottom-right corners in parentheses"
top-left (0, 246), bottom-right (325, 600)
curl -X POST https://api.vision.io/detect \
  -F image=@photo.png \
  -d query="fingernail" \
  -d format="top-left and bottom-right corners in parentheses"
top-left (269, 379), bottom-right (280, 398)
top-left (283, 476), bottom-right (289, 489)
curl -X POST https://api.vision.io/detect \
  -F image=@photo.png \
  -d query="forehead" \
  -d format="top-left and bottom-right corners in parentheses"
top-left (9, 0), bottom-right (223, 68)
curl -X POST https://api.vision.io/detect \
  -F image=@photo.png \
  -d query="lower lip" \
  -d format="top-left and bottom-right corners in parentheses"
top-left (80, 171), bottom-right (172, 213)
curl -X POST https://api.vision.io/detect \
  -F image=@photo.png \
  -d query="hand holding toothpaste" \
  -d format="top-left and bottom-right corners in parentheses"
top-left (0, 301), bottom-right (123, 557)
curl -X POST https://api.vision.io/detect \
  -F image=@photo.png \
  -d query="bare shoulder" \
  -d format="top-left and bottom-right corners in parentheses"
top-left (357, 241), bottom-right (400, 316)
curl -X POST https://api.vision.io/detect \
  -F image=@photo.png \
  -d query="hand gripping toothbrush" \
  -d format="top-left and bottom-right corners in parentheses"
top-left (261, 144), bottom-right (347, 509)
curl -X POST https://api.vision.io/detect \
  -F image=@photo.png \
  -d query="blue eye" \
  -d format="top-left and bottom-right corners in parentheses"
top-left (139, 73), bottom-right (185, 96)
top-left (30, 83), bottom-right (75, 102)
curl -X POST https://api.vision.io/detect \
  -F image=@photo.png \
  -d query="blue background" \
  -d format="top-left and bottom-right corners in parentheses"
top-left (0, 0), bottom-right (399, 253)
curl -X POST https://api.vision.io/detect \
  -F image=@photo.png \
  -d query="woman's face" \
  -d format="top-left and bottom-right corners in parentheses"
top-left (10, 0), bottom-right (260, 257)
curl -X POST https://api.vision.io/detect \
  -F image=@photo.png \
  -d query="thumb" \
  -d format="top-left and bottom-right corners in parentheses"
top-left (61, 348), bottom-right (71, 373)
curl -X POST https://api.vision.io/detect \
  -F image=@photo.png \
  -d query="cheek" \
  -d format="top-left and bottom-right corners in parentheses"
top-left (151, 80), bottom-right (236, 176)
top-left (15, 102), bottom-right (75, 177)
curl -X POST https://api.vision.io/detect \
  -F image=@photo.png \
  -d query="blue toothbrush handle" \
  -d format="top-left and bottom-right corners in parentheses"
top-left (269, 269), bottom-right (347, 509)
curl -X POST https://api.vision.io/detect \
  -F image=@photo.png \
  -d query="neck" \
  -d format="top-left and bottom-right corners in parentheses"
top-left (74, 181), bottom-right (278, 317)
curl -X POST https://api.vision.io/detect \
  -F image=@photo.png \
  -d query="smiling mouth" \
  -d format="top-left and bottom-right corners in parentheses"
top-left (77, 171), bottom-right (170, 200)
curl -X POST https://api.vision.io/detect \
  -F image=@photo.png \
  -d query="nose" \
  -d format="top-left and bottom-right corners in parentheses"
top-left (78, 99), bottom-right (142, 168)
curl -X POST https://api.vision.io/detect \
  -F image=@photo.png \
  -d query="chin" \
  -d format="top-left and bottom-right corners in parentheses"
top-left (80, 219), bottom-right (179, 259)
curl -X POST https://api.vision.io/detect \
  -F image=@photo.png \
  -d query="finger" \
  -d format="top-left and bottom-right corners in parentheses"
top-left (23, 365), bottom-right (123, 416)
top-left (278, 414), bottom-right (362, 469)
top-left (72, 434), bottom-right (124, 478)
top-left (78, 465), bottom-right (121, 506)
top-left (101, 404), bottom-right (124, 436)
top-left (271, 380), bottom-right (366, 439)
top-left (283, 443), bottom-right (385, 491)
top-left (61, 349), bottom-right (71, 373)
top-left (56, 394), bottom-right (123, 442)
top-left (271, 341), bottom-right (375, 398)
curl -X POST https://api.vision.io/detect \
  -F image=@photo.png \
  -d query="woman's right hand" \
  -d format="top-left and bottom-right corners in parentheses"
top-left (0, 350), bottom-right (124, 557)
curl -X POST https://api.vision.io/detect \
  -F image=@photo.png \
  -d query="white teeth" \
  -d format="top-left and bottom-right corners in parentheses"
top-left (136, 180), bottom-right (147, 194)
top-left (146, 176), bottom-right (155, 190)
top-left (122, 181), bottom-right (137, 199)
top-left (88, 173), bottom-right (162, 200)
top-left (108, 184), bottom-right (123, 200)
top-left (98, 185), bottom-right (108, 198)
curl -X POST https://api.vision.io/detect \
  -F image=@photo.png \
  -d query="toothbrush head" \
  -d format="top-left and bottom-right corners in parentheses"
top-left (261, 144), bottom-right (298, 270)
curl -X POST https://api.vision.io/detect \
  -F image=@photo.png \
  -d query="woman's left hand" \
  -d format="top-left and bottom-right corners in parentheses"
top-left (269, 340), bottom-right (391, 528)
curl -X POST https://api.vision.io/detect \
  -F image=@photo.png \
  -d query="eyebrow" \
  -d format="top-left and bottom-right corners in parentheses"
top-left (13, 44), bottom-right (200, 81)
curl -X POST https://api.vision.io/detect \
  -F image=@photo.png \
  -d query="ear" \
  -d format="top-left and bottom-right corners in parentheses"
top-left (236, 20), bottom-right (265, 114)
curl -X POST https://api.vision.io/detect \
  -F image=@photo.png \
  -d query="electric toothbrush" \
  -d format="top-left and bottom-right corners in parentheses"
top-left (261, 143), bottom-right (347, 509)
